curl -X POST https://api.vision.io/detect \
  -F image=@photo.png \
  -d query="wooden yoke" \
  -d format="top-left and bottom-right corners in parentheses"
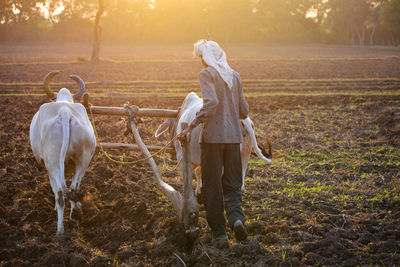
top-left (180, 122), bottom-right (199, 239)
top-left (90, 106), bottom-right (178, 117)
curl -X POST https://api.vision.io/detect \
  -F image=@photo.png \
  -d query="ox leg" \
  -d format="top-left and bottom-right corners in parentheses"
top-left (241, 162), bottom-right (249, 191)
top-left (69, 168), bottom-right (85, 220)
top-left (56, 190), bottom-right (65, 235)
top-left (48, 169), bottom-right (66, 235)
top-left (194, 166), bottom-right (202, 200)
top-left (69, 152), bottom-right (92, 220)
top-left (175, 141), bottom-right (183, 183)
top-left (240, 148), bottom-right (251, 192)
top-left (69, 168), bottom-right (84, 220)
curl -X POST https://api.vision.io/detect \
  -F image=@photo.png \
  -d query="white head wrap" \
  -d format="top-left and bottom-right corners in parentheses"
top-left (193, 39), bottom-right (234, 89)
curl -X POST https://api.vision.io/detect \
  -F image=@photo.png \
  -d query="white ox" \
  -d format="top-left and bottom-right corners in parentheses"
top-left (155, 92), bottom-right (272, 197)
top-left (30, 71), bottom-right (96, 235)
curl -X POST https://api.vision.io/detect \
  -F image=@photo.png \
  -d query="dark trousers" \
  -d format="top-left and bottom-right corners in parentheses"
top-left (200, 142), bottom-right (246, 237)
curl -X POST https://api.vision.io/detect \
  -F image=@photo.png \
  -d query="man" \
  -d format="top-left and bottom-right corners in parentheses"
top-left (181, 39), bottom-right (249, 248)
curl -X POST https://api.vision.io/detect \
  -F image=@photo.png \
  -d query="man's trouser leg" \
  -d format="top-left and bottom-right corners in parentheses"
top-left (201, 143), bottom-right (226, 237)
top-left (222, 143), bottom-right (246, 229)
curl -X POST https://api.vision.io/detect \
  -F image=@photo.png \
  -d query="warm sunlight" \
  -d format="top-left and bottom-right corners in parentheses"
top-left (0, 0), bottom-right (400, 266)
top-left (36, 2), bottom-right (65, 22)
top-left (306, 8), bottom-right (317, 18)
top-left (2, 0), bottom-right (399, 45)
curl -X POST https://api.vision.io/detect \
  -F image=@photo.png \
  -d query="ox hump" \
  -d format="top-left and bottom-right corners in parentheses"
top-left (181, 92), bottom-right (202, 110)
top-left (56, 88), bottom-right (74, 103)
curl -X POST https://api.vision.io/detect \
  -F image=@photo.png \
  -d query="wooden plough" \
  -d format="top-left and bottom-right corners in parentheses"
top-left (87, 102), bottom-right (199, 239)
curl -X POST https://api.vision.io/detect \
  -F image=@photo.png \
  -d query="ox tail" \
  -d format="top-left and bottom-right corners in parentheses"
top-left (243, 120), bottom-right (272, 163)
top-left (60, 110), bottom-right (70, 190)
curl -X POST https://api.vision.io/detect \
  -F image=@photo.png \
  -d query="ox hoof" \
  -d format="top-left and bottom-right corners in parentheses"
top-left (35, 162), bottom-right (44, 171)
top-left (183, 226), bottom-right (199, 253)
top-left (66, 190), bottom-right (85, 202)
top-left (56, 228), bottom-right (64, 238)
top-left (71, 207), bottom-right (83, 221)
top-left (184, 226), bottom-right (199, 241)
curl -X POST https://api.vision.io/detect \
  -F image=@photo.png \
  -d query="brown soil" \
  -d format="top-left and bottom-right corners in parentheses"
top-left (0, 94), bottom-right (399, 266)
top-left (1, 44), bottom-right (400, 83)
top-left (0, 44), bottom-right (399, 266)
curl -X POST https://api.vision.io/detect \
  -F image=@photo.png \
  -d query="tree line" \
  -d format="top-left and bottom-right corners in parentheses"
top-left (1, 0), bottom-right (399, 45)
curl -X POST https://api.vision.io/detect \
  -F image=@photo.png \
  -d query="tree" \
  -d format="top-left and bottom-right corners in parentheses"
top-left (0, 0), bottom-right (15, 24)
top-left (0, 0), bottom-right (399, 46)
top-left (366, 1), bottom-right (383, 45)
top-left (381, 0), bottom-right (400, 44)
top-left (91, 0), bottom-right (104, 61)
top-left (325, 0), bottom-right (371, 45)
top-left (45, 0), bottom-right (64, 24)
top-left (255, 0), bottom-right (319, 43)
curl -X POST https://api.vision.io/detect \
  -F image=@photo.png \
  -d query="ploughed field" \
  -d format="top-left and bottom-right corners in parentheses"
top-left (0, 44), bottom-right (399, 266)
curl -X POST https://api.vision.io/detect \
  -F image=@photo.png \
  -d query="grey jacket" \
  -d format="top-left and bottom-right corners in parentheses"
top-left (191, 66), bottom-right (249, 143)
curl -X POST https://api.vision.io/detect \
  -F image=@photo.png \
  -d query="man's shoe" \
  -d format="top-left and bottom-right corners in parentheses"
top-left (233, 220), bottom-right (248, 242)
top-left (212, 235), bottom-right (229, 249)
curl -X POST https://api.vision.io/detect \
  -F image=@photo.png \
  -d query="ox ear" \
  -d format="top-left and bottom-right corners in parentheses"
top-left (155, 119), bottom-right (172, 138)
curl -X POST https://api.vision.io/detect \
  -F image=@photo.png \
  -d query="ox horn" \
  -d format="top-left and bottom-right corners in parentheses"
top-left (43, 71), bottom-right (60, 99)
top-left (69, 74), bottom-right (85, 101)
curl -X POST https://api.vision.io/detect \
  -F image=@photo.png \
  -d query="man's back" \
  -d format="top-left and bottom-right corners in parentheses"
top-left (197, 66), bottom-right (249, 143)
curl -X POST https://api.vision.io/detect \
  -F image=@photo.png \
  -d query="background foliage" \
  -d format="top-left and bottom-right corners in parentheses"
top-left (0, 0), bottom-right (399, 45)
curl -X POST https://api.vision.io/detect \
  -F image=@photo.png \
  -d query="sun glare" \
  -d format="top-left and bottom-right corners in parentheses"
top-left (306, 8), bottom-right (317, 19)
top-left (36, 2), bottom-right (65, 21)
top-left (12, 4), bottom-right (20, 15)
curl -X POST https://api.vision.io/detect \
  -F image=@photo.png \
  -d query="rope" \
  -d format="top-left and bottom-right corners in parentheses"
top-left (162, 152), bottom-right (183, 172)
top-left (88, 104), bottom-right (183, 165)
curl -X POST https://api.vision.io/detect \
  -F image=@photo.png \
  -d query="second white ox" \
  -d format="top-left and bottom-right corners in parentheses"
top-left (30, 71), bottom-right (96, 235)
top-left (155, 92), bottom-right (272, 196)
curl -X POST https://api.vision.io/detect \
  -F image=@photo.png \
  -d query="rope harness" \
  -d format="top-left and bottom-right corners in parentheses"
top-left (88, 103), bottom-right (184, 166)
top-left (161, 106), bottom-right (184, 171)
top-left (162, 153), bottom-right (183, 172)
